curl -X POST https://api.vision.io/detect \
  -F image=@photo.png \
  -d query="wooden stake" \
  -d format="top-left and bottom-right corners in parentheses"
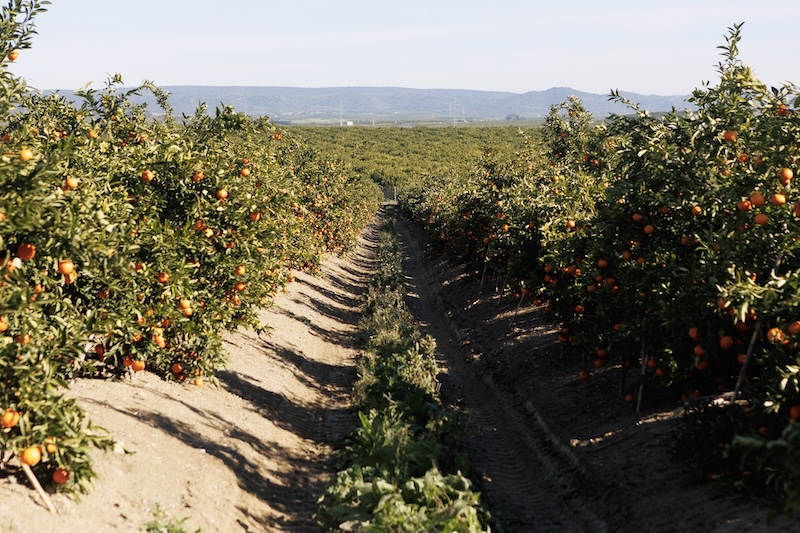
top-left (731, 326), bottom-right (760, 405)
top-left (478, 264), bottom-right (488, 296)
top-left (21, 463), bottom-right (57, 514)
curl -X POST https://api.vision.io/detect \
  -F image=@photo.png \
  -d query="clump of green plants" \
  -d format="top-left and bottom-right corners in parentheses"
top-left (317, 207), bottom-right (491, 532)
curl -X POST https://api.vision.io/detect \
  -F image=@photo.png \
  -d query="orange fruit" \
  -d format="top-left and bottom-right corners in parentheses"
top-left (1, 408), bottom-right (20, 428)
top-left (777, 104), bottom-right (791, 117)
top-left (574, 304), bottom-right (585, 314)
top-left (240, 167), bottom-right (251, 177)
top-left (790, 405), bottom-right (800, 421)
top-left (19, 148), bottom-right (33, 162)
top-left (248, 212), bottom-right (261, 222)
top-left (631, 213), bottom-right (644, 222)
top-left (234, 281), bottom-right (247, 292)
top-left (690, 205), bottom-right (702, 216)
top-left (194, 376), bottom-right (205, 387)
top-left (578, 370), bottom-right (590, 381)
top-left (20, 446), bottom-right (41, 466)
top-left (16, 243), bottom-right (36, 261)
top-left (737, 199), bottom-right (752, 211)
top-left (131, 360), bottom-right (146, 372)
top-left (750, 192), bottom-right (766, 207)
top-left (719, 336), bottom-right (734, 349)
top-left (7, 49), bottom-right (18, 61)
top-left (170, 363), bottom-right (184, 375)
top-left (64, 176), bottom-right (79, 190)
top-left (754, 213), bottom-right (769, 225)
top-left (693, 344), bottom-right (706, 357)
top-left (52, 468), bottom-right (70, 485)
top-left (234, 265), bottom-right (246, 276)
top-left (122, 356), bottom-right (134, 367)
top-left (141, 169), bottom-right (155, 182)
top-left (780, 167), bottom-right (794, 185)
top-left (57, 259), bottom-right (75, 275)
top-left (723, 129), bottom-right (738, 142)
top-left (788, 320), bottom-right (800, 335)
top-left (192, 170), bottom-right (205, 182)
top-left (643, 224), bottom-right (655, 234)
top-left (216, 189), bottom-right (229, 201)
top-left (771, 193), bottom-right (787, 206)
top-left (566, 219), bottom-right (576, 229)
top-left (155, 272), bottom-right (170, 283)
top-left (767, 327), bottom-right (787, 345)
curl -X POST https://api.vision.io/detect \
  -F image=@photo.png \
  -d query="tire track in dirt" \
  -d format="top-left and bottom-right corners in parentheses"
top-left (396, 212), bottom-right (612, 533)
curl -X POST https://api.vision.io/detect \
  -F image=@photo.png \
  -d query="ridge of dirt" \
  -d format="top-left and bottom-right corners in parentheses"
top-left (395, 211), bottom-right (800, 533)
top-left (0, 224), bottom-right (380, 533)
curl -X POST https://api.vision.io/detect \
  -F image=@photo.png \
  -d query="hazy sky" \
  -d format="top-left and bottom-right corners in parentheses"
top-left (10, 1), bottom-right (800, 96)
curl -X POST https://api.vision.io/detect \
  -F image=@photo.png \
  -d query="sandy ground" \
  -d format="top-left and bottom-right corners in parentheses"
top-left (2, 208), bottom-right (800, 533)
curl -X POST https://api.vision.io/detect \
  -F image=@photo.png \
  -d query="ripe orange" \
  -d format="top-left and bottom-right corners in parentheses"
top-left (566, 219), bottom-right (576, 229)
top-left (141, 169), bottom-right (155, 182)
top-left (777, 104), bottom-right (791, 117)
top-left (690, 205), bottom-right (702, 216)
top-left (750, 192), bottom-right (766, 207)
top-left (57, 259), bottom-right (75, 275)
top-left (131, 360), bottom-right (146, 372)
top-left (693, 344), bottom-right (706, 357)
top-left (719, 336), bottom-right (734, 349)
top-left (194, 376), bottom-right (205, 387)
top-left (788, 320), bottom-right (800, 335)
top-left (155, 272), bottom-right (170, 284)
top-left (192, 170), bottom-right (205, 182)
top-left (16, 243), bottom-right (36, 261)
top-left (216, 188), bottom-right (228, 201)
top-left (596, 348), bottom-right (608, 358)
top-left (1, 408), bottom-right (20, 428)
top-left (7, 49), bottom-right (18, 61)
top-left (771, 193), bottom-right (787, 206)
top-left (170, 363), bottom-right (184, 375)
top-left (240, 167), bottom-right (251, 177)
top-left (52, 468), bottom-right (70, 485)
top-left (234, 282), bottom-right (247, 292)
top-left (123, 356), bottom-right (134, 367)
top-left (767, 327), bottom-right (787, 345)
top-left (643, 224), bottom-right (655, 234)
top-left (790, 405), bottom-right (800, 421)
top-left (754, 213), bottom-right (769, 225)
top-left (723, 129), bottom-right (738, 142)
top-left (574, 304), bottom-right (585, 314)
top-left (0, 315), bottom-right (7, 333)
top-left (578, 370), bottom-right (590, 381)
top-left (780, 167), bottom-right (794, 186)
top-left (631, 213), bottom-right (644, 222)
top-left (248, 211), bottom-right (261, 222)
top-left (178, 299), bottom-right (191, 309)
top-left (736, 199), bottom-right (752, 211)
top-left (234, 265), bottom-right (246, 276)
top-left (20, 446), bottom-right (41, 466)
top-left (19, 148), bottom-right (33, 162)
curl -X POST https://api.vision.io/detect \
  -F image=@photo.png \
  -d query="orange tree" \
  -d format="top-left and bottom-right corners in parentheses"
top-left (400, 25), bottom-right (800, 510)
top-left (0, 0), bottom-right (381, 495)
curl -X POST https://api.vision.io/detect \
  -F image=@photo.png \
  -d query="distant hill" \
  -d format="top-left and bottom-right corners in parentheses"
top-left (52, 85), bottom-right (692, 124)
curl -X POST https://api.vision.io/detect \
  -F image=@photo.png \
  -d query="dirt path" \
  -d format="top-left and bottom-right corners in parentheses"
top-left (0, 227), bottom-right (378, 532)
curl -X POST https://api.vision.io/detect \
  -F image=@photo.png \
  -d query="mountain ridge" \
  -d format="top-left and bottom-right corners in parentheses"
top-left (53, 85), bottom-right (692, 124)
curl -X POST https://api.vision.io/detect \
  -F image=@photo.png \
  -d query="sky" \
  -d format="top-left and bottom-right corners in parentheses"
top-left (9, 0), bottom-right (800, 96)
